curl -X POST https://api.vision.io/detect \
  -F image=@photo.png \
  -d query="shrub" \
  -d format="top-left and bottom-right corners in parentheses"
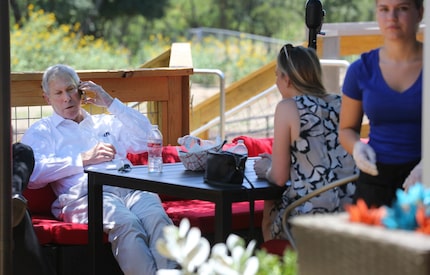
top-left (11, 5), bottom-right (130, 72)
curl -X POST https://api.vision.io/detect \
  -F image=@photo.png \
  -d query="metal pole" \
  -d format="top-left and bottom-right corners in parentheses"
top-left (0, 0), bottom-right (13, 274)
top-left (192, 69), bottom-right (226, 140)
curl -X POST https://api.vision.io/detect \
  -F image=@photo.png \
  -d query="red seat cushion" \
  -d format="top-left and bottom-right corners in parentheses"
top-left (231, 136), bottom-right (273, 157)
top-left (24, 185), bottom-right (110, 245)
top-left (127, 145), bottom-right (181, 166)
top-left (32, 199), bottom-right (264, 245)
top-left (126, 137), bottom-right (274, 165)
top-left (31, 216), bottom-right (55, 244)
top-left (31, 216), bottom-right (101, 245)
top-left (23, 185), bottom-right (56, 215)
top-left (163, 199), bottom-right (265, 234)
top-left (128, 146), bottom-right (183, 201)
top-left (25, 138), bottom-right (273, 245)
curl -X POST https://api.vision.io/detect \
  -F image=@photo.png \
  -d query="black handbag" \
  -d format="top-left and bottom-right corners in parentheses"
top-left (204, 149), bottom-right (257, 240)
top-left (204, 150), bottom-right (247, 186)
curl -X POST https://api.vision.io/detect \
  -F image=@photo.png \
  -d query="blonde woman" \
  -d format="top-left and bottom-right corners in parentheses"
top-left (254, 44), bottom-right (357, 241)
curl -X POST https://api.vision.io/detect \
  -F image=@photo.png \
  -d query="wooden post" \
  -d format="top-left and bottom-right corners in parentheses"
top-left (0, 1), bottom-right (12, 273)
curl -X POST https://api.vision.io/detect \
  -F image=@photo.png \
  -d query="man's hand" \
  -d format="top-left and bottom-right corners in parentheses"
top-left (353, 141), bottom-right (378, 176)
top-left (403, 161), bottom-right (422, 191)
top-left (81, 142), bottom-right (117, 166)
top-left (79, 81), bottom-right (114, 108)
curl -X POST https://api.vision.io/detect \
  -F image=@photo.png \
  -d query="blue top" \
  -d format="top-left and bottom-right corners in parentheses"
top-left (342, 49), bottom-right (422, 164)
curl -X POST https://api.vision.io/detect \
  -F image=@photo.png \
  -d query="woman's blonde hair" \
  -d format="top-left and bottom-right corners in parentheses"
top-left (277, 44), bottom-right (327, 97)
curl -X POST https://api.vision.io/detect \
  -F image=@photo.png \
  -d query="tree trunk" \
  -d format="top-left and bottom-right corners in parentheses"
top-left (9, 0), bottom-right (21, 25)
top-left (219, 0), bottom-right (227, 29)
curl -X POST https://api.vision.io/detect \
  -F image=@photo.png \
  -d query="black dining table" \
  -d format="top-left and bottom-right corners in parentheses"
top-left (86, 158), bottom-right (284, 275)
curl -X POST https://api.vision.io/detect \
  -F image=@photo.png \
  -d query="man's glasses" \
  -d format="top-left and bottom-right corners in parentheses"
top-left (118, 164), bottom-right (132, 173)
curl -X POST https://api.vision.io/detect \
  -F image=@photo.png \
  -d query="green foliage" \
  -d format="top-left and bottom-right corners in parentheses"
top-left (99, 0), bottom-right (169, 19)
top-left (129, 33), bottom-right (173, 67)
top-left (189, 35), bottom-right (279, 85)
top-left (10, 5), bottom-right (130, 72)
top-left (10, 0), bottom-right (169, 36)
top-left (150, 0), bottom-right (307, 41)
top-left (9, 0), bottom-right (378, 75)
top-left (11, 0), bottom-right (376, 47)
top-left (255, 249), bottom-right (298, 275)
top-left (9, 0), bottom-right (378, 82)
top-left (9, 5), bottom-right (276, 85)
top-left (323, 0), bottom-right (376, 23)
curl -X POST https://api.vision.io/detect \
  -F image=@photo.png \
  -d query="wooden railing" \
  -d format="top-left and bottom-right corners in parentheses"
top-left (10, 43), bottom-right (193, 145)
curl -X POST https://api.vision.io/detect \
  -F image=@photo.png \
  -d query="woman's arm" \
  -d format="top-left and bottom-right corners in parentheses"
top-left (340, 94), bottom-right (379, 175)
top-left (339, 94), bottom-right (363, 154)
top-left (267, 99), bottom-right (299, 186)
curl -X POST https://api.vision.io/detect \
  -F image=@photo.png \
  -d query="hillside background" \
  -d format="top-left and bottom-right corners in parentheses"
top-left (9, 0), bottom-right (375, 81)
top-left (9, 0), bottom-right (375, 140)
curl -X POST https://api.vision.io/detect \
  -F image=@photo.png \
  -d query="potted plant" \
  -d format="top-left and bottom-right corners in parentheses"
top-left (156, 218), bottom-right (297, 275)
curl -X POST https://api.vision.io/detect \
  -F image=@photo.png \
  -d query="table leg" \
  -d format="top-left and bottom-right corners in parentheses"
top-left (214, 196), bottom-right (232, 243)
top-left (88, 173), bottom-right (104, 275)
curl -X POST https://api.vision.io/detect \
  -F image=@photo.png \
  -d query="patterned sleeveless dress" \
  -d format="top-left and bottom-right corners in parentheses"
top-left (270, 94), bottom-right (357, 239)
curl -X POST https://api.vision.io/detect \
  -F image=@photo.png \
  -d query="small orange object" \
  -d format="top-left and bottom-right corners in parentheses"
top-left (346, 199), bottom-right (386, 226)
top-left (416, 206), bottom-right (430, 235)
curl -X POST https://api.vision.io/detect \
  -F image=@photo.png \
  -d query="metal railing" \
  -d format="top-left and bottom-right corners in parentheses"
top-left (190, 84), bottom-right (279, 139)
top-left (189, 27), bottom-right (288, 51)
top-left (191, 59), bottom-right (350, 140)
top-left (192, 69), bottom-right (226, 140)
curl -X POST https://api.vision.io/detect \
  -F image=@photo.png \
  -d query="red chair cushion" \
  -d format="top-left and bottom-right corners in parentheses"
top-left (24, 183), bottom-right (110, 245)
top-left (128, 146), bottom-right (183, 201)
top-left (126, 137), bottom-right (274, 165)
top-left (32, 216), bottom-right (98, 245)
top-left (23, 185), bottom-right (56, 215)
top-left (163, 199), bottom-right (265, 234)
top-left (127, 145), bottom-right (181, 165)
top-left (32, 199), bottom-right (264, 245)
top-left (231, 136), bottom-right (273, 157)
top-left (25, 138), bottom-right (273, 245)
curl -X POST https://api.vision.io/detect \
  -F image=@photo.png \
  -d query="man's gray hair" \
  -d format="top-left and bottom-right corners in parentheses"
top-left (41, 64), bottom-right (80, 94)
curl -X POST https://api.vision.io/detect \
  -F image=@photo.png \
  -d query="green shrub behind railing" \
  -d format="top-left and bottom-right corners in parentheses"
top-left (11, 5), bottom-right (280, 86)
top-left (11, 5), bottom-right (130, 72)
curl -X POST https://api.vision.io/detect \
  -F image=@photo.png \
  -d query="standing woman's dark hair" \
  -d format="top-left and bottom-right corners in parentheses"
top-left (405, 0), bottom-right (423, 9)
top-left (277, 44), bottom-right (327, 98)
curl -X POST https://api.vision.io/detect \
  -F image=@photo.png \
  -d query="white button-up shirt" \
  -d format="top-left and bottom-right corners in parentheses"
top-left (21, 98), bottom-right (153, 218)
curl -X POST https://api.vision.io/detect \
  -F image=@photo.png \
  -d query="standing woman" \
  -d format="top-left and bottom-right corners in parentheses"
top-left (254, 44), bottom-right (357, 241)
top-left (339, 0), bottom-right (424, 208)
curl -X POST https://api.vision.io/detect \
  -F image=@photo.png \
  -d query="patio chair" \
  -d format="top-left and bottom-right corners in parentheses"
top-left (261, 174), bottom-right (359, 255)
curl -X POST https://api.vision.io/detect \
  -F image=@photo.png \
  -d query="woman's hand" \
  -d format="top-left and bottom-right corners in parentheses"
top-left (81, 142), bottom-right (117, 166)
top-left (254, 153), bottom-right (272, 179)
top-left (353, 141), bottom-right (378, 176)
top-left (403, 160), bottom-right (422, 191)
